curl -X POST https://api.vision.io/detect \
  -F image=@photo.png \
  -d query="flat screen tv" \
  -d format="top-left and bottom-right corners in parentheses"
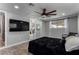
top-left (9, 19), bottom-right (29, 32)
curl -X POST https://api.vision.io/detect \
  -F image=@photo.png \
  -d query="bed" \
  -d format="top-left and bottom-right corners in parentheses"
top-left (62, 32), bottom-right (79, 55)
top-left (28, 37), bottom-right (66, 55)
top-left (65, 34), bottom-right (79, 55)
top-left (28, 32), bottom-right (79, 55)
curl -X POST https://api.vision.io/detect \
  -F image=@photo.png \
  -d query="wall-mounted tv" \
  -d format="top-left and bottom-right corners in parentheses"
top-left (9, 19), bottom-right (29, 32)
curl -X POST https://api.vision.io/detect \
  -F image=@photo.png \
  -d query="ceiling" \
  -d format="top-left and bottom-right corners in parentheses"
top-left (0, 3), bottom-right (79, 21)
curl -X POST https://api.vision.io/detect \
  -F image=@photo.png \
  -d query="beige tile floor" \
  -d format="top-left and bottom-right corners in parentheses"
top-left (0, 37), bottom-right (5, 47)
top-left (0, 42), bottom-right (29, 55)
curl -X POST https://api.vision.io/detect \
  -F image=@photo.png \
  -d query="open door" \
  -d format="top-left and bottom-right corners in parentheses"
top-left (0, 12), bottom-right (5, 47)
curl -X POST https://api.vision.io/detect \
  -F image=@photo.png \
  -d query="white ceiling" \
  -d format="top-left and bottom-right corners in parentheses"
top-left (0, 3), bottom-right (30, 17)
top-left (0, 3), bottom-right (79, 21)
top-left (35, 3), bottom-right (79, 21)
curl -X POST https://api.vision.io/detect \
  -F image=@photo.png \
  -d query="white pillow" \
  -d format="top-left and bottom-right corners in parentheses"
top-left (65, 36), bottom-right (79, 52)
top-left (75, 34), bottom-right (79, 37)
top-left (65, 36), bottom-right (74, 41)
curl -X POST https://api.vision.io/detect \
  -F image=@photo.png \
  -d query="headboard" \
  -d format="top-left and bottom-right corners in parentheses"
top-left (68, 32), bottom-right (78, 36)
top-left (62, 32), bottom-right (78, 40)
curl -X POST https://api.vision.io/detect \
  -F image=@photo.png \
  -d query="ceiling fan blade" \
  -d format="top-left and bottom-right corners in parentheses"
top-left (48, 14), bottom-right (57, 15)
top-left (34, 11), bottom-right (41, 14)
top-left (47, 10), bottom-right (56, 14)
top-left (42, 8), bottom-right (46, 15)
top-left (43, 8), bottom-right (46, 13)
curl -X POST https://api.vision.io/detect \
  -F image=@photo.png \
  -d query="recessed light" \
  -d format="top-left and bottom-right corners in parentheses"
top-left (62, 13), bottom-right (65, 16)
top-left (14, 5), bottom-right (19, 9)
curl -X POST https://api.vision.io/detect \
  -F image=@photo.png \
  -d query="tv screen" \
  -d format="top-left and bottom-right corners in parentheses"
top-left (9, 19), bottom-right (29, 32)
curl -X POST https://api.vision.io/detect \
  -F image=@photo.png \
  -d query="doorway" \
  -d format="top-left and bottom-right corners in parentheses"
top-left (0, 11), bottom-right (5, 47)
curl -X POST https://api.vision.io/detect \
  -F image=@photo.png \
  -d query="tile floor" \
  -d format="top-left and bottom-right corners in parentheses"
top-left (0, 42), bottom-right (29, 55)
top-left (0, 36), bottom-right (5, 47)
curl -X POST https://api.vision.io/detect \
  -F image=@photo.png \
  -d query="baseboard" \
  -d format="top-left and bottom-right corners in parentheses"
top-left (0, 40), bottom-right (28, 50)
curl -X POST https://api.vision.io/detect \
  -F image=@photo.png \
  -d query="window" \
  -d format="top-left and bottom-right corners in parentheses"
top-left (49, 20), bottom-right (65, 28)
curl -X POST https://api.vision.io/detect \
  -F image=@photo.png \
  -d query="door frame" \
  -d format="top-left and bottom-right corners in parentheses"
top-left (0, 10), bottom-right (7, 48)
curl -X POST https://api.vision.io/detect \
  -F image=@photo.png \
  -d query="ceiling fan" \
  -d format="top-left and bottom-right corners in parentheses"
top-left (34, 8), bottom-right (57, 17)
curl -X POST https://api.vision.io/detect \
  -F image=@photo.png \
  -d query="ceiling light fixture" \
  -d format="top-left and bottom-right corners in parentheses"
top-left (14, 5), bottom-right (19, 9)
top-left (62, 13), bottom-right (65, 16)
top-left (29, 3), bottom-right (34, 6)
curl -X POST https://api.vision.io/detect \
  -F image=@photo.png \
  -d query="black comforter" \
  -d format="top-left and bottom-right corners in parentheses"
top-left (28, 37), bottom-right (66, 55)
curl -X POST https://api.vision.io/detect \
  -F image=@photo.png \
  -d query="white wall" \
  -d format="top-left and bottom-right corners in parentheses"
top-left (49, 28), bottom-right (65, 39)
top-left (78, 15), bottom-right (79, 34)
top-left (41, 21), bottom-right (46, 37)
top-left (6, 12), bottom-right (29, 46)
top-left (68, 16), bottom-right (78, 33)
top-left (36, 19), bottom-right (44, 38)
top-left (44, 21), bottom-right (49, 37)
top-left (44, 16), bottom-right (78, 39)
top-left (44, 21), bottom-right (66, 39)
top-left (29, 18), bottom-right (45, 41)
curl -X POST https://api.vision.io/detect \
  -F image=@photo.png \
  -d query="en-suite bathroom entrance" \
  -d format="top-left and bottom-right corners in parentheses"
top-left (0, 11), bottom-right (5, 47)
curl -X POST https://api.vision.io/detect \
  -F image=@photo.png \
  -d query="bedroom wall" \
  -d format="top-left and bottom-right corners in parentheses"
top-left (46, 16), bottom-right (78, 39)
top-left (44, 21), bottom-right (49, 37)
top-left (49, 23), bottom-right (65, 39)
top-left (44, 20), bottom-right (67, 39)
top-left (78, 15), bottom-right (79, 34)
top-left (29, 18), bottom-right (45, 41)
top-left (68, 16), bottom-right (78, 33)
top-left (6, 12), bottom-right (29, 46)
top-left (6, 11), bottom-right (44, 46)
top-left (49, 27), bottom-right (65, 39)
top-left (41, 21), bottom-right (46, 37)
top-left (35, 20), bottom-right (45, 38)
